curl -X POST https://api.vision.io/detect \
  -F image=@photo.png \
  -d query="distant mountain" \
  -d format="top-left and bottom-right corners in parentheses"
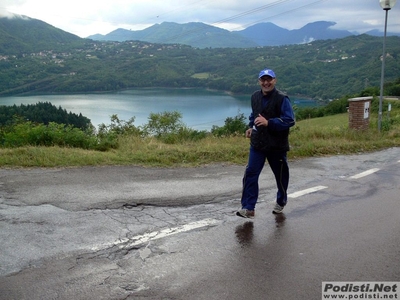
top-left (234, 22), bottom-right (290, 46)
top-left (88, 21), bottom-right (357, 48)
top-left (365, 29), bottom-right (400, 37)
top-left (1, 14), bottom-right (398, 52)
top-left (284, 21), bottom-right (353, 45)
top-left (89, 22), bottom-right (258, 48)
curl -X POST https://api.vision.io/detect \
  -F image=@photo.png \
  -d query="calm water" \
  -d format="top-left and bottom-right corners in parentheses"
top-left (0, 88), bottom-right (316, 130)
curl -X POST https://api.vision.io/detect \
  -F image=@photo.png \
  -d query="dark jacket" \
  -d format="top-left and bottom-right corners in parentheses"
top-left (249, 88), bottom-right (294, 151)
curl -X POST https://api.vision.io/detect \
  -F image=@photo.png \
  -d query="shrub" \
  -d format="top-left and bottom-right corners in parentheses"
top-left (97, 114), bottom-right (140, 136)
top-left (142, 111), bottom-right (184, 138)
top-left (96, 114), bottom-right (142, 150)
top-left (211, 112), bottom-right (248, 137)
top-left (141, 111), bottom-right (208, 144)
top-left (1, 121), bottom-right (98, 149)
top-left (323, 97), bottom-right (348, 115)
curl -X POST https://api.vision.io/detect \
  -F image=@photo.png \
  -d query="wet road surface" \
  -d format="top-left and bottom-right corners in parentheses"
top-left (0, 147), bottom-right (399, 299)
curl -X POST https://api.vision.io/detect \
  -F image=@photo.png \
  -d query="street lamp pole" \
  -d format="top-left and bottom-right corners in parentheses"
top-left (378, 0), bottom-right (396, 132)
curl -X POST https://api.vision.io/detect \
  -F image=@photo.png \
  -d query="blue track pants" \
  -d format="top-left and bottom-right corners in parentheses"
top-left (240, 146), bottom-right (289, 210)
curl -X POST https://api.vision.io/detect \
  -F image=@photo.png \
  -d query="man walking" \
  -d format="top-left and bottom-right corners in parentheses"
top-left (237, 68), bottom-right (295, 218)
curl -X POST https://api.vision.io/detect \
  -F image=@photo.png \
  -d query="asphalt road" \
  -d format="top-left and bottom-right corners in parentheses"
top-left (0, 147), bottom-right (399, 299)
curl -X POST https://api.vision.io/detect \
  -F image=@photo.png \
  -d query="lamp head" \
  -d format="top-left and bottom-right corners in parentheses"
top-left (380, 0), bottom-right (397, 10)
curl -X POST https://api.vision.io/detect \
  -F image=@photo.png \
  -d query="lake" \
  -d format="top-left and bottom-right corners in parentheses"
top-left (0, 88), bottom-right (316, 130)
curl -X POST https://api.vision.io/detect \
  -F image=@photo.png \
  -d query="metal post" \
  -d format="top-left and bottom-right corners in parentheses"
top-left (378, 9), bottom-right (389, 132)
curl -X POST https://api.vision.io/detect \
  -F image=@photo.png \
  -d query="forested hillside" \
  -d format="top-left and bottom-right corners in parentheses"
top-left (1, 34), bottom-right (399, 100)
top-left (0, 102), bottom-right (91, 130)
top-left (0, 16), bottom-right (85, 54)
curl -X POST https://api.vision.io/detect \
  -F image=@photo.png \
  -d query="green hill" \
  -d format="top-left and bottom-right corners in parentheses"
top-left (0, 15), bottom-right (85, 54)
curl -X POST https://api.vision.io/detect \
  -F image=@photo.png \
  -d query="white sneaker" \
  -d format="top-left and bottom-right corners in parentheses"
top-left (272, 204), bottom-right (284, 214)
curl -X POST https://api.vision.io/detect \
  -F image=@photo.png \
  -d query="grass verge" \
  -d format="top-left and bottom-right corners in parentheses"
top-left (1, 112), bottom-right (399, 168)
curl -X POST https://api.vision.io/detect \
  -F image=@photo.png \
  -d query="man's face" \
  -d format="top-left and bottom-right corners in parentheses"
top-left (259, 76), bottom-right (276, 95)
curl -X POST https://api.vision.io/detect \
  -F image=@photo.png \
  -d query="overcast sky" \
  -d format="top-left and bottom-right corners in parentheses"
top-left (1, 0), bottom-right (399, 38)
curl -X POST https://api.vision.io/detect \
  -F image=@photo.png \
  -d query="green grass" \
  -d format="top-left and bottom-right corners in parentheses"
top-left (289, 113), bottom-right (400, 158)
top-left (1, 112), bottom-right (400, 168)
top-left (191, 73), bottom-right (210, 79)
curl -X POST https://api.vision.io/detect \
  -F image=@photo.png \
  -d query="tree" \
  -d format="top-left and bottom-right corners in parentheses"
top-left (143, 111), bottom-right (185, 137)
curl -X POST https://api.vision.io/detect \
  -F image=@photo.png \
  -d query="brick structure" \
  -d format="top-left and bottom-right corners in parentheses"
top-left (348, 96), bottom-right (372, 130)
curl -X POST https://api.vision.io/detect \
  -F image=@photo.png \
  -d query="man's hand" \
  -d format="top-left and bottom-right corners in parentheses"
top-left (245, 128), bottom-right (252, 138)
top-left (255, 114), bottom-right (268, 127)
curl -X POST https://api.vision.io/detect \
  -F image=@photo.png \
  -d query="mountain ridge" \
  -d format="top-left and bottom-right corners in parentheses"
top-left (1, 14), bottom-right (399, 50)
top-left (89, 21), bottom-right (259, 48)
top-left (88, 20), bottom-right (400, 48)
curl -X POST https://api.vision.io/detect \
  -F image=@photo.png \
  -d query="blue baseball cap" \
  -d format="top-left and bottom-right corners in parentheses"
top-left (258, 69), bottom-right (276, 79)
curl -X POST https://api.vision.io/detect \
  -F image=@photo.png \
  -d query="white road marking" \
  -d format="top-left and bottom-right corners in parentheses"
top-left (123, 218), bottom-right (219, 248)
top-left (349, 168), bottom-right (380, 179)
top-left (89, 166), bottom-right (386, 252)
top-left (90, 218), bottom-right (220, 251)
top-left (288, 186), bottom-right (328, 198)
